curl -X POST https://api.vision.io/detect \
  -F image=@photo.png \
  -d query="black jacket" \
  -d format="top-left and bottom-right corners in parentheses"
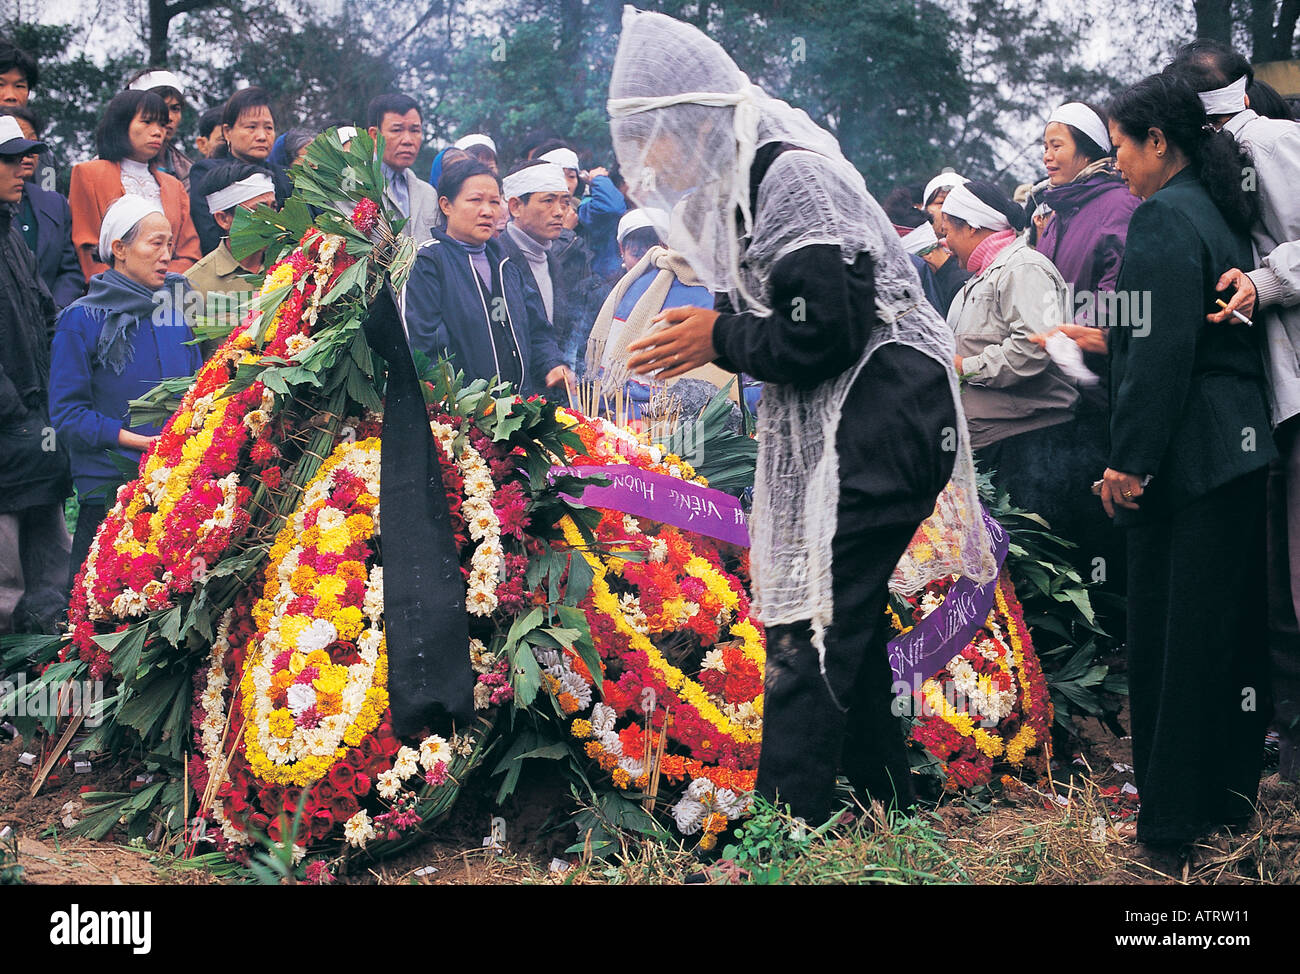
top-left (0, 208), bottom-right (70, 511)
top-left (711, 142), bottom-right (954, 529)
top-left (403, 227), bottom-right (565, 398)
top-left (188, 154), bottom-right (293, 256)
top-left (1109, 167), bottom-right (1277, 522)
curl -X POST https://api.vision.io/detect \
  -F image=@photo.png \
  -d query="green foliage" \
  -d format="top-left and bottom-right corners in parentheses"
top-left (0, 833), bottom-right (23, 885)
top-left (9, 0), bottom-right (1124, 195)
top-left (980, 474), bottom-right (1126, 736)
top-left (661, 380), bottom-right (757, 497)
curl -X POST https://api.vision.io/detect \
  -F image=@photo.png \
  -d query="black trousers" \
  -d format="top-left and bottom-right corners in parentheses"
top-left (1125, 469), bottom-right (1270, 845)
top-left (755, 345), bottom-right (956, 823)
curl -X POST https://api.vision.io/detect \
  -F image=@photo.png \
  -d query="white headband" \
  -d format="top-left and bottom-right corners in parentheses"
top-left (617, 207), bottom-right (661, 243)
top-left (537, 147), bottom-right (580, 172)
top-left (99, 195), bottom-right (165, 260)
top-left (455, 133), bottom-right (496, 152)
top-left (501, 162), bottom-right (569, 200)
top-left (206, 172), bottom-right (276, 215)
top-left (337, 126), bottom-right (358, 144)
top-left (1047, 102), bottom-right (1111, 152)
top-left (128, 70), bottom-right (185, 95)
top-left (1198, 75), bottom-right (1248, 115)
top-left (941, 183), bottom-right (1011, 232)
top-left (923, 171), bottom-right (967, 206)
top-left (901, 221), bottom-right (938, 255)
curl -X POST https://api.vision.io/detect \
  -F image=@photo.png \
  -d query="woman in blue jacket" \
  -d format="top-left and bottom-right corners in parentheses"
top-left (49, 195), bottom-right (203, 586)
top-left (402, 158), bottom-right (571, 398)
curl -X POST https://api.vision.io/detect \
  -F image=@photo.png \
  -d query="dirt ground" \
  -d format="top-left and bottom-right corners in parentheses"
top-left (0, 711), bottom-right (1295, 886)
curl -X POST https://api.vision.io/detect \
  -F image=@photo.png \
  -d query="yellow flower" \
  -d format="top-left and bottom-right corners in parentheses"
top-left (571, 719), bottom-right (592, 739)
top-left (345, 513), bottom-right (373, 541)
top-left (264, 261), bottom-right (294, 291)
top-left (312, 575), bottom-right (346, 601)
top-left (305, 649), bottom-right (331, 668)
top-left (973, 728), bottom-right (1004, 758)
top-left (313, 664), bottom-right (347, 696)
top-left (318, 525), bottom-right (351, 554)
top-left (268, 708), bottom-right (294, 738)
top-left (280, 616), bottom-right (310, 650)
top-left (333, 605), bottom-right (364, 640)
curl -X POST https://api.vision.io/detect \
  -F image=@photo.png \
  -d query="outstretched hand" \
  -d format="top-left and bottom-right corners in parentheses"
top-left (625, 305), bottom-right (720, 379)
top-left (1207, 268), bottom-right (1256, 323)
top-left (1028, 323), bottom-right (1108, 355)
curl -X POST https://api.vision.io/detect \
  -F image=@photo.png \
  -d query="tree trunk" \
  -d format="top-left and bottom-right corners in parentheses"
top-left (1193, 0), bottom-right (1233, 43)
top-left (1249, 0), bottom-right (1276, 60)
top-left (147, 0), bottom-right (221, 67)
top-left (1275, 0), bottom-right (1300, 58)
top-left (148, 0), bottom-right (171, 66)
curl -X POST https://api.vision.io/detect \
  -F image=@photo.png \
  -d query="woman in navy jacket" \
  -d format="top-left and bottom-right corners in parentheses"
top-left (49, 197), bottom-right (202, 586)
top-left (1103, 74), bottom-right (1275, 852)
top-left (402, 158), bottom-right (570, 398)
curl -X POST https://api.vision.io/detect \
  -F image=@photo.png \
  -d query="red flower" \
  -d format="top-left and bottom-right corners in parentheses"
top-left (328, 762), bottom-right (355, 792)
top-left (351, 198), bottom-right (379, 235)
top-left (309, 809), bottom-right (335, 841)
top-left (328, 791), bottom-right (359, 821)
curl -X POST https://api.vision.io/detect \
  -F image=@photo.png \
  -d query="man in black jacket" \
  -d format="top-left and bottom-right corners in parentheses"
top-left (0, 118), bottom-right (70, 634)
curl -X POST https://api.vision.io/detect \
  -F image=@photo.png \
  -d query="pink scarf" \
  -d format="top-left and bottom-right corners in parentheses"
top-left (967, 229), bottom-right (1016, 275)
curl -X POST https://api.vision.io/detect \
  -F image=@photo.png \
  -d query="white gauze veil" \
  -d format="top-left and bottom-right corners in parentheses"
top-left (607, 7), bottom-right (996, 655)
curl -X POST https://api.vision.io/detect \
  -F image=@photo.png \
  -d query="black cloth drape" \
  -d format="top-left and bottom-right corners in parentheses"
top-left (361, 286), bottom-right (474, 735)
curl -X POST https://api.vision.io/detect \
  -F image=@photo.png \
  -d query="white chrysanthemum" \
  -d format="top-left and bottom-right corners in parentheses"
top-left (286, 682), bottom-right (316, 715)
top-left (110, 590), bottom-right (149, 618)
top-left (393, 745), bottom-right (420, 779)
top-left (357, 628), bottom-right (383, 659)
top-left (591, 704), bottom-right (617, 735)
top-left (473, 683), bottom-right (492, 709)
top-left (344, 810), bottom-right (375, 848)
top-left (419, 735), bottom-right (452, 770)
top-left (315, 507), bottom-right (346, 533)
top-left (716, 788), bottom-right (751, 819)
top-left (649, 538), bottom-right (668, 563)
top-left (363, 568), bottom-right (384, 621)
top-left (672, 794), bottom-right (706, 835)
top-left (285, 333), bottom-right (314, 358)
top-left (560, 670), bottom-right (592, 710)
top-left (376, 770), bottom-right (402, 799)
top-left (297, 618), bottom-right (337, 654)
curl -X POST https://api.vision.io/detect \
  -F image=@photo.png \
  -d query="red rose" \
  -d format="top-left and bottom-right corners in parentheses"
top-left (310, 809), bottom-right (335, 841)
top-left (258, 786), bottom-right (284, 814)
top-left (328, 763), bottom-right (355, 792)
top-left (329, 791), bottom-right (359, 821)
top-left (313, 780), bottom-right (337, 802)
top-left (247, 812), bottom-right (270, 835)
top-left (352, 772), bottom-right (371, 796)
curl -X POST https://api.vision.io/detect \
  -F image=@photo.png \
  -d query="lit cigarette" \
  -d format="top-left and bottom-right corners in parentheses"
top-left (1215, 299), bottom-right (1253, 326)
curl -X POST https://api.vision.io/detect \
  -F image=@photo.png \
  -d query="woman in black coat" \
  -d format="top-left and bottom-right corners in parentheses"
top-left (1102, 73), bottom-right (1276, 851)
top-left (402, 158), bottom-right (569, 398)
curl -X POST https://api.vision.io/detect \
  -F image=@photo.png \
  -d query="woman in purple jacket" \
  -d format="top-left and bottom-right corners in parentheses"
top-left (1035, 101), bottom-right (1140, 607)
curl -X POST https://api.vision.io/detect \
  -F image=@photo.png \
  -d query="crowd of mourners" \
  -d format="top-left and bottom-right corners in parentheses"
top-left (2, 23), bottom-right (1298, 857)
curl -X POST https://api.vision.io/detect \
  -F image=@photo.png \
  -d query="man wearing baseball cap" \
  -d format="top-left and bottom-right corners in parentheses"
top-left (0, 113), bottom-right (72, 635)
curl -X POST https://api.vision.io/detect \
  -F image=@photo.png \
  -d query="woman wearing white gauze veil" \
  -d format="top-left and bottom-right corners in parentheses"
top-left (612, 6), bottom-right (996, 823)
